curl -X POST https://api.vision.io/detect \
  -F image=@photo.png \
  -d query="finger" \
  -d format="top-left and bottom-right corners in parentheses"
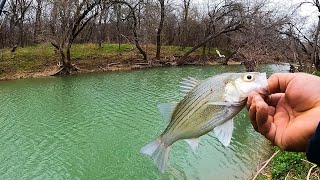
top-left (268, 106), bottom-right (276, 116)
top-left (264, 119), bottom-right (276, 144)
top-left (268, 73), bottom-right (296, 94)
top-left (255, 101), bottom-right (277, 144)
top-left (255, 101), bottom-right (271, 135)
top-left (249, 96), bottom-right (258, 131)
top-left (246, 91), bottom-right (260, 110)
top-left (255, 88), bottom-right (269, 99)
top-left (266, 93), bottom-right (284, 107)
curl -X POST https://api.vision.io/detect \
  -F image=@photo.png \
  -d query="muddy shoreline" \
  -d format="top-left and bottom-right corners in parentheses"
top-left (0, 59), bottom-right (242, 81)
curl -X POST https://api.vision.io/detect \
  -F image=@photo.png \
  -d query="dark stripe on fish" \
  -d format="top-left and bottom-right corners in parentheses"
top-left (164, 82), bottom-right (211, 137)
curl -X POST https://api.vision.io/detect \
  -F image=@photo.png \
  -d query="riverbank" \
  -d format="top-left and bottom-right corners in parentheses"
top-left (0, 59), bottom-right (243, 80)
top-left (0, 43), bottom-right (240, 80)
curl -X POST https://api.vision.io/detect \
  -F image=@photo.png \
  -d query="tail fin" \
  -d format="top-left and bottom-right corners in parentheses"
top-left (140, 138), bottom-right (170, 173)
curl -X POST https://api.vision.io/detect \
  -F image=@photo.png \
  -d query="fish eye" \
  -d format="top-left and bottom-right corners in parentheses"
top-left (243, 74), bottom-right (254, 82)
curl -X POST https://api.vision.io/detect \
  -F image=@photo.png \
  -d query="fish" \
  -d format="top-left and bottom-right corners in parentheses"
top-left (140, 72), bottom-right (268, 173)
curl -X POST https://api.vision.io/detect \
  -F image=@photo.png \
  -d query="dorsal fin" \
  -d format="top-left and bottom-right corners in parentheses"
top-left (179, 77), bottom-right (201, 97)
top-left (157, 103), bottom-right (178, 123)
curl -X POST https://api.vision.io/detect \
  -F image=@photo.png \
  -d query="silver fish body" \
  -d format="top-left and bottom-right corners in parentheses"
top-left (141, 72), bottom-right (268, 173)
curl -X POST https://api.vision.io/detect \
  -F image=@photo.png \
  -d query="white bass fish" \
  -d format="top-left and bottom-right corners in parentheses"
top-left (140, 72), bottom-right (268, 173)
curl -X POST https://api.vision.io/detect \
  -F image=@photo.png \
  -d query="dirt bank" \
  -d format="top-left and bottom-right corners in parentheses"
top-left (0, 58), bottom-right (241, 81)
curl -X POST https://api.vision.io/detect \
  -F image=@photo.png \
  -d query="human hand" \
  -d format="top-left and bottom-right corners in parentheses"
top-left (247, 73), bottom-right (320, 152)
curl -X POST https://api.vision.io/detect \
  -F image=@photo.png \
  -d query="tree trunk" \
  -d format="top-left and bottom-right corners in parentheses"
top-left (133, 26), bottom-right (147, 61)
top-left (116, 4), bottom-right (121, 51)
top-left (155, 0), bottom-right (165, 60)
top-left (312, 16), bottom-right (320, 70)
top-left (130, 3), bottom-right (147, 61)
top-left (18, 20), bottom-right (24, 47)
top-left (0, 0), bottom-right (7, 16)
top-left (98, 8), bottom-right (103, 48)
top-left (34, 0), bottom-right (42, 43)
top-left (180, 0), bottom-right (191, 49)
top-left (52, 1), bottom-right (99, 76)
top-left (243, 60), bottom-right (256, 72)
top-left (202, 44), bottom-right (206, 56)
top-left (223, 50), bottom-right (238, 65)
top-left (52, 43), bottom-right (78, 76)
top-left (9, 1), bottom-right (16, 46)
top-left (50, 2), bottom-right (58, 36)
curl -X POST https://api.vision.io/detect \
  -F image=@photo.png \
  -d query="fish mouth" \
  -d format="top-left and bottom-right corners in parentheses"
top-left (256, 72), bottom-right (269, 96)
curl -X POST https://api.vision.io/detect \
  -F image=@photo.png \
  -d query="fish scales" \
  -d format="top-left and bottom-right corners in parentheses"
top-left (168, 86), bottom-right (209, 134)
top-left (166, 76), bottom-right (226, 138)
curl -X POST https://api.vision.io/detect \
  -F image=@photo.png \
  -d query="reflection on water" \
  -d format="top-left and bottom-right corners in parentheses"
top-left (0, 64), bottom-right (288, 179)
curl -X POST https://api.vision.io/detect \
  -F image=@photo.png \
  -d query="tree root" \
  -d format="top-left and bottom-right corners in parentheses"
top-left (52, 64), bottom-right (79, 76)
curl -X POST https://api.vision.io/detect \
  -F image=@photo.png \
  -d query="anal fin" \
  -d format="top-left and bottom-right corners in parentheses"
top-left (184, 138), bottom-right (200, 153)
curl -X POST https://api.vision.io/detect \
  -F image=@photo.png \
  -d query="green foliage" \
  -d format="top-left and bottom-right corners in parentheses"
top-left (255, 175), bottom-right (268, 180)
top-left (256, 147), bottom-right (320, 180)
top-left (269, 148), bottom-right (318, 179)
top-left (313, 70), bottom-right (320, 77)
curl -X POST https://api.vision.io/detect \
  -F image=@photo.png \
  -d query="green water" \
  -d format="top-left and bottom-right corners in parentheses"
top-left (0, 64), bottom-right (289, 179)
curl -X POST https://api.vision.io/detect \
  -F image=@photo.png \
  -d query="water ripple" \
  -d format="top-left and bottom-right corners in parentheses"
top-left (0, 64), bottom-right (288, 179)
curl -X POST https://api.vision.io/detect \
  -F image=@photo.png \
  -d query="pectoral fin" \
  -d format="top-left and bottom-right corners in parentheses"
top-left (208, 100), bottom-right (243, 107)
top-left (184, 138), bottom-right (200, 153)
top-left (213, 119), bottom-right (234, 146)
top-left (208, 101), bottom-right (232, 106)
top-left (157, 102), bottom-right (178, 123)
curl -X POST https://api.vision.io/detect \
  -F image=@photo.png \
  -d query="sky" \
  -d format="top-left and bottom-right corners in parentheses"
top-left (192, 0), bottom-right (318, 28)
top-left (279, 0), bottom-right (318, 26)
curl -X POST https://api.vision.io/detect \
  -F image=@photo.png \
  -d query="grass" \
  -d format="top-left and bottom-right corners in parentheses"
top-left (313, 70), bottom-right (320, 77)
top-left (0, 44), bottom-right (55, 73)
top-left (256, 147), bottom-right (319, 180)
top-left (0, 43), bottom-right (219, 76)
top-left (70, 43), bottom-right (205, 60)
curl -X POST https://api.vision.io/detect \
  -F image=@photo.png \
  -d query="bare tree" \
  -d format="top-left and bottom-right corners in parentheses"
top-left (33, 0), bottom-right (42, 43)
top-left (162, 9), bottom-right (178, 45)
top-left (0, 0), bottom-right (6, 16)
top-left (179, 0), bottom-right (191, 49)
top-left (312, 15), bottom-right (320, 69)
top-left (217, 1), bottom-right (292, 71)
top-left (111, 0), bottom-right (147, 61)
top-left (51, 0), bottom-right (101, 75)
top-left (177, 1), bottom-right (244, 64)
top-left (5, 0), bottom-right (32, 47)
top-left (97, 1), bottom-right (110, 48)
top-left (297, 0), bottom-right (320, 70)
top-left (155, 0), bottom-right (165, 60)
top-left (279, 22), bottom-right (313, 71)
